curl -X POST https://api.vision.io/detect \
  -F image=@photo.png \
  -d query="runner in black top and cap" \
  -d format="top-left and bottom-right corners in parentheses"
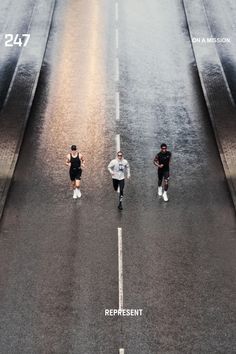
top-left (66, 145), bottom-right (85, 199)
top-left (153, 143), bottom-right (171, 201)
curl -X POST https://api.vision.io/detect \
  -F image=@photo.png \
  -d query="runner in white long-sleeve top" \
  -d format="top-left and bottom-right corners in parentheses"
top-left (108, 151), bottom-right (130, 210)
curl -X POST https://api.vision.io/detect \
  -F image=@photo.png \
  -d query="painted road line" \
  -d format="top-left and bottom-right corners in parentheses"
top-left (116, 134), bottom-right (120, 152)
top-left (115, 57), bottom-right (119, 81)
top-left (119, 349), bottom-right (124, 354)
top-left (118, 227), bottom-right (123, 310)
top-left (116, 91), bottom-right (120, 121)
top-left (116, 28), bottom-right (119, 50)
top-left (115, 2), bottom-right (119, 22)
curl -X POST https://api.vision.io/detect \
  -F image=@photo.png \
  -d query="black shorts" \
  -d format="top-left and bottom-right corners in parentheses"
top-left (158, 169), bottom-right (169, 181)
top-left (70, 168), bottom-right (82, 181)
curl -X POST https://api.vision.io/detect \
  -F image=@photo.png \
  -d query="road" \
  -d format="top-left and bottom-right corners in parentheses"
top-left (0, 0), bottom-right (36, 109)
top-left (0, 0), bottom-right (236, 353)
top-left (203, 0), bottom-right (236, 103)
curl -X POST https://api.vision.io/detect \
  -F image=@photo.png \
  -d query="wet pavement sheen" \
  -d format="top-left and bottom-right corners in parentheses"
top-left (0, 0), bottom-right (236, 353)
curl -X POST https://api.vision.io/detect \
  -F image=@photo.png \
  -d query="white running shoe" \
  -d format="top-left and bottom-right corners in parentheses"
top-left (76, 188), bottom-right (81, 198)
top-left (163, 191), bottom-right (168, 202)
top-left (73, 190), bottom-right (77, 199)
top-left (158, 186), bottom-right (163, 196)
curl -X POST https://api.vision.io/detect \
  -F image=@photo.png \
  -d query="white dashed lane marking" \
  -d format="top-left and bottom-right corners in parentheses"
top-left (118, 227), bottom-right (123, 310)
top-left (116, 134), bottom-right (121, 152)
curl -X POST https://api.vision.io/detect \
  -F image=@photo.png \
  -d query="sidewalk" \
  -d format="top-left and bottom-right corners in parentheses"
top-left (0, 0), bottom-right (56, 220)
top-left (183, 0), bottom-right (236, 211)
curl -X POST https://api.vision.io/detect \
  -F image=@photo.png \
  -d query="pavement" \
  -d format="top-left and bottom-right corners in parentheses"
top-left (0, 0), bottom-right (56, 220)
top-left (183, 0), bottom-right (236, 211)
top-left (0, 0), bottom-right (236, 353)
top-left (0, 0), bottom-right (236, 218)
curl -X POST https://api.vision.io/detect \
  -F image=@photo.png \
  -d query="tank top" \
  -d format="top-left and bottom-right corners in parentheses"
top-left (70, 153), bottom-right (81, 169)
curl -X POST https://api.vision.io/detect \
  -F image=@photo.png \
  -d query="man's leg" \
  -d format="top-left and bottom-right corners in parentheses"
top-left (158, 169), bottom-right (163, 196)
top-left (162, 171), bottom-right (169, 201)
top-left (118, 180), bottom-right (125, 210)
top-left (72, 180), bottom-right (77, 199)
top-left (75, 169), bottom-right (82, 198)
top-left (75, 179), bottom-right (81, 198)
top-left (70, 170), bottom-right (77, 199)
top-left (164, 178), bottom-right (169, 191)
top-left (113, 179), bottom-right (119, 192)
top-left (119, 179), bottom-right (125, 199)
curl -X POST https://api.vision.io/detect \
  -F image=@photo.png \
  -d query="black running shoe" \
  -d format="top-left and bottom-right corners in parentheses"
top-left (118, 202), bottom-right (123, 210)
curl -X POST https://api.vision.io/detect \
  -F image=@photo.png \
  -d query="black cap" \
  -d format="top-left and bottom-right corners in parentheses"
top-left (160, 143), bottom-right (167, 148)
top-left (71, 145), bottom-right (77, 151)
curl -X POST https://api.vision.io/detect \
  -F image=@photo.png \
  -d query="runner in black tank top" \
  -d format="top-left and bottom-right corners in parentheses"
top-left (66, 145), bottom-right (85, 199)
top-left (70, 153), bottom-right (81, 174)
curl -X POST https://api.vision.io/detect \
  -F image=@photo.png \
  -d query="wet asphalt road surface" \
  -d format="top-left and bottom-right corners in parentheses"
top-left (0, 0), bottom-right (236, 353)
top-left (0, 0), bottom-right (36, 109)
top-left (203, 0), bottom-right (236, 103)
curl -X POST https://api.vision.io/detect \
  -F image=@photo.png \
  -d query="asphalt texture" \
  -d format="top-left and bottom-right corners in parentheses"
top-left (0, 0), bottom-right (236, 353)
top-left (203, 0), bottom-right (236, 103)
top-left (0, 0), bottom-right (36, 109)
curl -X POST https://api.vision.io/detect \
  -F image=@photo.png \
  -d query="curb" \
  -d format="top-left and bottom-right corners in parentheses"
top-left (183, 0), bottom-right (236, 211)
top-left (0, 0), bottom-right (56, 221)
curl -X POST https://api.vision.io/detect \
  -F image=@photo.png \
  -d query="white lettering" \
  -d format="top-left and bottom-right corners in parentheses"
top-left (104, 308), bottom-right (143, 316)
top-left (192, 37), bottom-right (200, 43)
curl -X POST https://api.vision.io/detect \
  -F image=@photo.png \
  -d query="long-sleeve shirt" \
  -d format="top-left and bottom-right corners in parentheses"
top-left (108, 158), bottom-right (130, 180)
